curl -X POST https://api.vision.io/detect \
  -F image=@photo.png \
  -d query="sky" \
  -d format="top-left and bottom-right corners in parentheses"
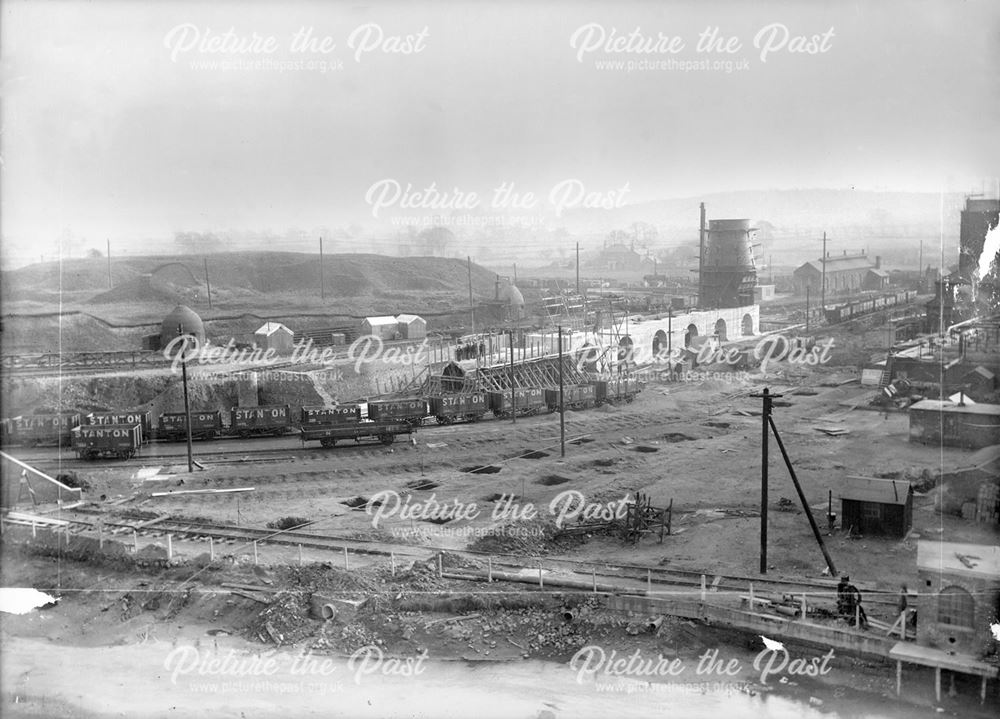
top-left (1, 0), bottom-right (998, 264)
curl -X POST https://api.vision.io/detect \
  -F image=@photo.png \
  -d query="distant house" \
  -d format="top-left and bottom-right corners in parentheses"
top-left (254, 322), bottom-right (294, 354)
top-left (864, 268), bottom-right (890, 290)
top-left (839, 476), bottom-right (913, 538)
top-left (360, 316), bottom-right (399, 341)
top-left (395, 314), bottom-right (427, 340)
top-left (591, 243), bottom-right (653, 273)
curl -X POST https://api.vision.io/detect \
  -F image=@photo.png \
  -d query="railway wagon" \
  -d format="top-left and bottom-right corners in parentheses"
top-left (544, 384), bottom-right (596, 412)
top-left (300, 405), bottom-right (361, 426)
top-left (230, 405), bottom-right (293, 437)
top-left (367, 398), bottom-right (428, 427)
top-left (300, 420), bottom-right (412, 447)
top-left (592, 378), bottom-right (641, 405)
top-left (428, 393), bottom-right (489, 424)
top-left (158, 411), bottom-right (222, 441)
top-left (85, 410), bottom-right (152, 443)
top-left (7, 413), bottom-right (81, 446)
top-left (488, 387), bottom-right (547, 418)
top-left (72, 424), bottom-right (142, 460)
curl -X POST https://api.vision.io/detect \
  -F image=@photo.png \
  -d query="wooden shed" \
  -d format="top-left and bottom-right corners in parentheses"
top-left (254, 322), bottom-right (294, 354)
top-left (909, 399), bottom-right (1000, 449)
top-left (395, 314), bottom-right (427, 340)
top-left (840, 476), bottom-right (913, 538)
top-left (360, 316), bottom-right (399, 341)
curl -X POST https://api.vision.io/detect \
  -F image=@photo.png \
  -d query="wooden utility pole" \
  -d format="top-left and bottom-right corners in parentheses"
top-left (576, 242), bottom-right (580, 296)
top-left (178, 324), bottom-right (194, 473)
top-left (467, 256), bottom-right (475, 335)
top-left (821, 232), bottom-right (827, 312)
top-left (106, 239), bottom-right (112, 289)
top-left (558, 326), bottom-right (565, 457)
top-left (805, 285), bottom-right (810, 333)
top-left (698, 203), bottom-right (706, 308)
top-left (204, 258), bottom-right (213, 310)
top-left (750, 387), bottom-right (780, 573)
top-left (319, 237), bottom-right (325, 301)
top-left (509, 329), bottom-right (516, 425)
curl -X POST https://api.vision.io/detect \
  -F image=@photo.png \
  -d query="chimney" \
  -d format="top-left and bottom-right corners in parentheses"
top-left (875, 255), bottom-right (881, 269)
top-left (843, 250), bottom-right (847, 256)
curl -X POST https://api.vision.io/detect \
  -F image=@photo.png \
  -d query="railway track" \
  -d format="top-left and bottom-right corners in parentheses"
top-left (32, 508), bottom-right (900, 609)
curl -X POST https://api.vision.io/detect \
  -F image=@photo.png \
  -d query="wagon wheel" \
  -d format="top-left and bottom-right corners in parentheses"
top-left (380, 433), bottom-right (395, 446)
top-left (436, 416), bottom-right (452, 425)
top-left (238, 430), bottom-right (251, 439)
top-left (320, 438), bottom-right (335, 448)
top-left (205, 431), bottom-right (216, 440)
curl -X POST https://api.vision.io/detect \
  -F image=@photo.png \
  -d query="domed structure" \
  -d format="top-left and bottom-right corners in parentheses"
top-left (159, 305), bottom-right (205, 349)
top-left (497, 280), bottom-right (525, 321)
top-left (498, 281), bottom-right (524, 307)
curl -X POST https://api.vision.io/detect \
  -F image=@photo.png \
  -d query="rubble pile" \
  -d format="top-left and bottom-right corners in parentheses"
top-left (467, 517), bottom-right (586, 556)
top-left (245, 590), bottom-right (313, 646)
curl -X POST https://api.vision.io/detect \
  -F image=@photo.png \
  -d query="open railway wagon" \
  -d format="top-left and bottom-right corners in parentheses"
top-left (487, 387), bottom-right (547, 418)
top-left (427, 392), bottom-right (489, 424)
top-left (545, 384), bottom-right (596, 412)
top-left (4, 413), bottom-right (81, 447)
top-left (367, 398), bottom-right (427, 427)
top-left (229, 405), bottom-right (293, 438)
top-left (300, 419), bottom-right (412, 447)
top-left (157, 411), bottom-right (222, 441)
top-left (591, 377), bottom-right (641, 405)
top-left (72, 423), bottom-right (142, 460)
top-left (85, 410), bottom-right (152, 444)
top-left (300, 405), bottom-right (362, 426)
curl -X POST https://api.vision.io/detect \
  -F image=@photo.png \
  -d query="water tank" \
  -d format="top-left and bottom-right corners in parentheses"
top-left (159, 305), bottom-right (205, 349)
top-left (701, 219), bottom-right (757, 309)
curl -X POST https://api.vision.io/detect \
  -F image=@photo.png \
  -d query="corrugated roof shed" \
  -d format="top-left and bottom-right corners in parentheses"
top-left (395, 314), bottom-right (423, 323)
top-left (795, 256), bottom-right (875, 274)
top-left (841, 476), bottom-right (911, 505)
top-left (363, 316), bottom-right (398, 326)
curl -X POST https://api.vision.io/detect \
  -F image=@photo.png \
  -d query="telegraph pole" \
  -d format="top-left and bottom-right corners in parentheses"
top-left (509, 329), bottom-right (516, 425)
top-left (467, 256), bottom-right (475, 335)
top-left (576, 242), bottom-right (580, 296)
top-left (821, 232), bottom-right (827, 312)
top-left (178, 324), bottom-right (194, 473)
top-left (558, 325), bottom-right (565, 457)
top-left (204, 258), bottom-right (213, 310)
top-left (106, 239), bottom-right (112, 289)
top-left (805, 285), bottom-right (810, 333)
top-left (750, 387), bottom-right (780, 573)
top-left (319, 237), bottom-right (325, 301)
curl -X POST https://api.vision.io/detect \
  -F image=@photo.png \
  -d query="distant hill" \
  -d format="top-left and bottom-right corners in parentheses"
top-left (1, 252), bottom-right (500, 307)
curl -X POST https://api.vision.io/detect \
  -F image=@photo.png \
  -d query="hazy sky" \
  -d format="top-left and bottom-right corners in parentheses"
top-left (2, 0), bottom-right (998, 262)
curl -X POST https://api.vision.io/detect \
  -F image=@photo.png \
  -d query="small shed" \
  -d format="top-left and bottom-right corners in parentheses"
top-left (963, 365), bottom-right (996, 401)
top-left (360, 316), bottom-right (399, 341)
top-left (839, 476), bottom-right (913, 538)
top-left (909, 399), bottom-right (1000, 449)
top-left (864, 268), bottom-right (890, 290)
top-left (915, 541), bottom-right (1000, 658)
top-left (395, 314), bottom-right (427, 340)
top-left (254, 322), bottom-right (294, 354)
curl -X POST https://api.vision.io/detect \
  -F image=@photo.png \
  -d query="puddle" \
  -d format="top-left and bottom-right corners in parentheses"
top-left (591, 458), bottom-right (616, 467)
top-left (521, 450), bottom-right (550, 459)
top-left (703, 421), bottom-right (731, 429)
top-left (407, 480), bottom-right (439, 490)
top-left (423, 516), bottom-right (452, 525)
top-left (632, 446), bottom-right (659, 453)
top-left (340, 496), bottom-right (368, 508)
top-left (537, 474), bottom-right (571, 486)
top-left (569, 437), bottom-right (594, 445)
top-left (462, 465), bottom-right (502, 474)
top-left (662, 433), bottom-right (695, 442)
top-left (484, 493), bottom-right (519, 502)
